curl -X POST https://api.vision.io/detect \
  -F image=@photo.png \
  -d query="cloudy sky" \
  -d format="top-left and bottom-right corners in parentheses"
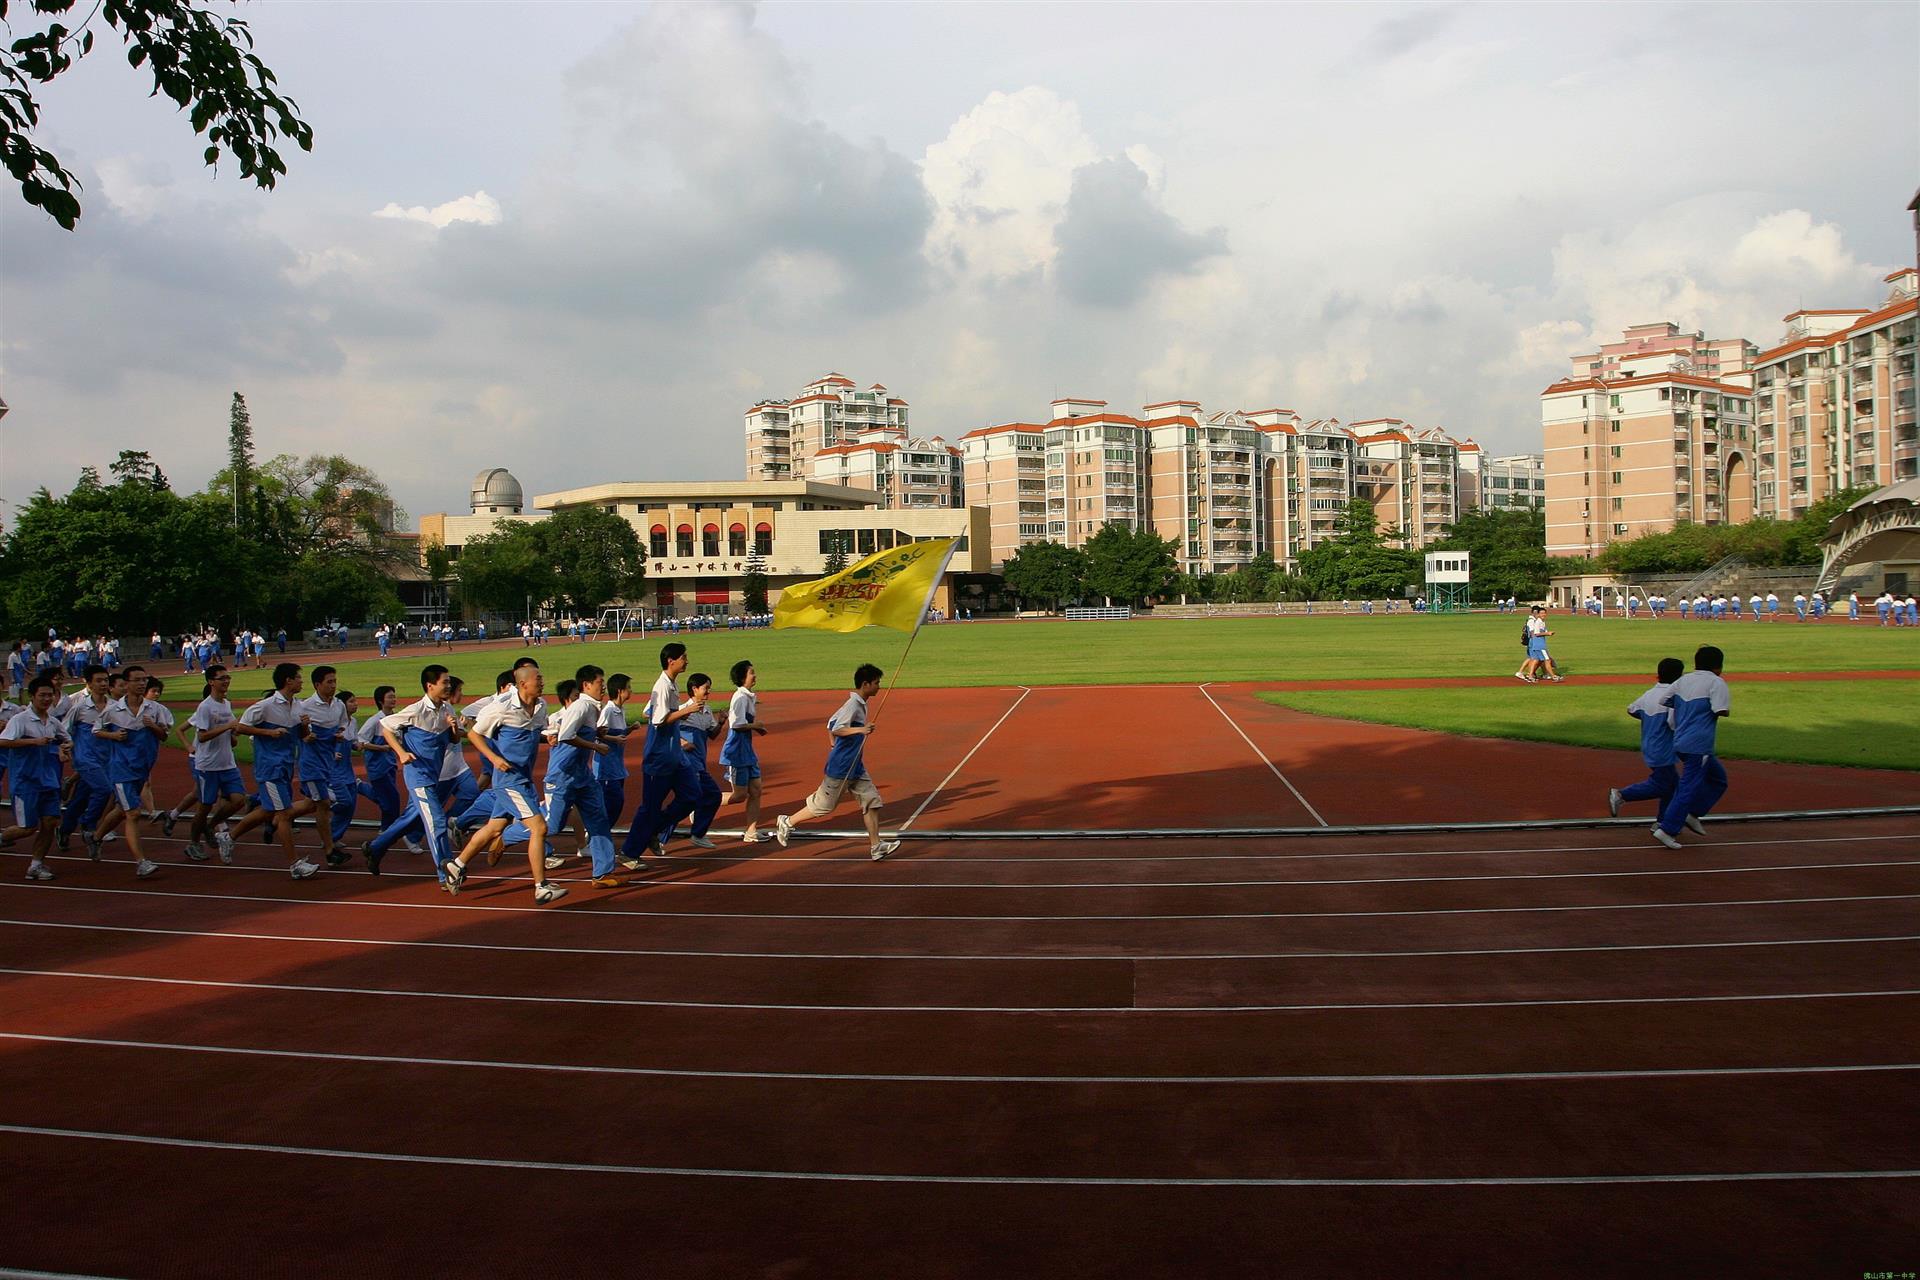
top-left (3, 1), bottom-right (1915, 524)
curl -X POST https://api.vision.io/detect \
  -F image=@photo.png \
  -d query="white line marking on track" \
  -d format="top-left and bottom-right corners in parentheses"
top-left (7, 879), bottom-right (1918, 923)
top-left (1198, 685), bottom-right (1328, 826)
top-left (8, 831), bottom-right (1913, 869)
top-left (9, 967), bottom-right (1920, 1015)
top-left (26, 850), bottom-right (1920, 894)
top-left (7, 1029), bottom-right (1919, 1087)
top-left (5, 1123), bottom-right (1917, 1186)
top-left (900, 686), bottom-right (1031, 833)
top-left (8, 916), bottom-right (1920, 962)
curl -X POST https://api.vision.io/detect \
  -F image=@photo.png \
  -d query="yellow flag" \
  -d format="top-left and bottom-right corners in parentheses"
top-left (773, 538), bottom-right (959, 634)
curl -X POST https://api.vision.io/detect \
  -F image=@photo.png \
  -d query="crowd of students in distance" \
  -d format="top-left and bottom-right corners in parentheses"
top-left (7, 635), bottom-right (124, 686)
top-left (0, 643), bottom-right (899, 904)
top-left (1582, 588), bottom-right (1920, 624)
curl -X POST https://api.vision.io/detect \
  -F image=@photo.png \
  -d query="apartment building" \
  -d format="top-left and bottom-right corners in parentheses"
top-left (744, 373), bottom-right (912, 482)
top-left (1352, 421), bottom-right (1460, 547)
top-left (1542, 343), bottom-right (1758, 558)
top-left (807, 434), bottom-right (965, 509)
top-left (1751, 269), bottom-right (1919, 512)
top-left (1457, 447), bottom-right (1546, 511)
top-left (964, 399), bottom-right (1471, 572)
top-left (1145, 404), bottom-right (1260, 574)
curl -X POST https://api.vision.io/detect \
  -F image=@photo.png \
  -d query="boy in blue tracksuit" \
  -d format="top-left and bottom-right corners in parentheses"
top-left (57, 665), bottom-right (113, 849)
top-left (623, 643), bottom-right (700, 861)
top-left (228, 662), bottom-right (320, 879)
top-left (1608, 657), bottom-right (1684, 818)
top-left (594, 673), bottom-right (634, 830)
top-left (296, 666), bottom-right (353, 867)
top-left (662, 671), bottom-right (724, 850)
top-left (328, 691), bottom-right (364, 846)
top-left (355, 686), bottom-right (403, 830)
top-left (445, 664), bottom-right (566, 904)
top-left (377, 664), bottom-right (463, 877)
top-left (89, 675), bottom-right (176, 878)
top-left (1653, 645), bottom-right (1732, 849)
top-left (3, 677), bottom-right (73, 879)
top-left (544, 664), bottom-right (619, 883)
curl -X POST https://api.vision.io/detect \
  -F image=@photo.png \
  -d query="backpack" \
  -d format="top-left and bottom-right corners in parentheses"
top-left (1520, 622), bottom-right (1531, 649)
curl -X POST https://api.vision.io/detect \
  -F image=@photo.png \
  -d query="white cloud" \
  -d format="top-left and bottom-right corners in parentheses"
top-left (921, 87), bottom-right (1100, 282)
top-left (373, 190), bottom-right (503, 229)
top-left (93, 157), bottom-right (174, 222)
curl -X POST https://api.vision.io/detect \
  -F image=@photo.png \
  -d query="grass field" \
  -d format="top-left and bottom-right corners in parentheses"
top-left (187, 614), bottom-right (1916, 771)
top-left (1258, 681), bottom-right (1920, 771)
top-left (214, 613), bottom-right (1920, 700)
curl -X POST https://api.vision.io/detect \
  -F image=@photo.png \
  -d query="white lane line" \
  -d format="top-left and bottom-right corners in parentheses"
top-left (16, 853), bottom-right (1920, 895)
top-left (10, 968), bottom-right (1920, 1016)
top-left (7, 830), bottom-right (1913, 869)
top-left (7, 879), bottom-right (1917, 923)
top-left (900, 686), bottom-right (1032, 833)
top-left (8, 1030), bottom-right (1920, 1087)
top-left (9, 916), bottom-right (1920, 963)
top-left (1198, 685), bottom-right (1328, 827)
top-left (5, 1124), bottom-right (1917, 1187)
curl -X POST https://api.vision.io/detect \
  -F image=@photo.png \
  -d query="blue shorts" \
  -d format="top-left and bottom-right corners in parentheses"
top-left (299, 778), bottom-right (331, 804)
top-left (14, 786), bottom-right (62, 827)
top-left (256, 777), bottom-right (295, 812)
top-left (725, 764), bottom-right (761, 787)
top-left (492, 776), bottom-right (543, 823)
top-left (197, 768), bottom-right (247, 805)
top-left (111, 777), bottom-right (151, 812)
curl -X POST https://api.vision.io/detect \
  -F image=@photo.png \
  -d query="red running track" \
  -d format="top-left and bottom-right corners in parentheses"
top-left (3, 683), bottom-right (1918, 1275)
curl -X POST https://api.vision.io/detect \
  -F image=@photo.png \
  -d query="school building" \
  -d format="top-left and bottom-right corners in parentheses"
top-left (420, 472), bottom-right (990, 618)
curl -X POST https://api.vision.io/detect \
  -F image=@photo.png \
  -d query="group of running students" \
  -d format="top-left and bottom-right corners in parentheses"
top-left (0, 644), bottom-right (896, 904)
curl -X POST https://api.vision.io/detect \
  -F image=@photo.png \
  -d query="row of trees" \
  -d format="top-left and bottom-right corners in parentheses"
top-left (1564, 487), bottom-right (1871, 577)
top-left (0, 396), bottom-right (413, 635)
top-left (451, 509), bottom-right (648, 619)
top-left (998, 501), bottom-right (1556, 609)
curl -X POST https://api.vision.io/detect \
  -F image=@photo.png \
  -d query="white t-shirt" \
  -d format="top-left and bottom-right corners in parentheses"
top-left (728, 687), bottom-right (757, 728)
top-left (648, 672), bottom-right (680, 727)
top-left (188, 697), bottom-right (240, 772)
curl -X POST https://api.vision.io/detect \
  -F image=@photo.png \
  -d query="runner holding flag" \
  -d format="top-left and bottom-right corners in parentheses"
top-left (768, 537), bottom-right (957, 859)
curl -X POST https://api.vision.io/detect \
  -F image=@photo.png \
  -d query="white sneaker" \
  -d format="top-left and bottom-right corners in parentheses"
top-left (1651, 827), bottom-right (1683, 850)
top-left (543, 856), bottom-right (566, 872)
top-left (83, 831), bottom-right (102, 862)
top-left (617, 856), bottom-right (644, 871)
top-left (535, 881), bottom-right (568, 905)
top-left (444, 860), bottom-right (468, 895)
top-left (775, 814), bottom-right (792, 848)
top-left (402, 838), bottom-right (424, 854)
top-left (216, 830), bottom-right (235, 864)
top-left (289, 858), bottom-right (319, 880)
top-left (135, 858), bottom-right (158, 879)
top-left (742, 831), bottom-right (770, 844)
top-left (1685, 815), bottom-right (1707, 836)
top-left (184, 843), bottom-right (210, 863)
top-left (870, 839), bottom-right (900, 861)
top-left (103, 831), bottom-right (120, 843)
top-left (25, 862), bottom-right (54, 881)
top-left (1607, 788), bottom-right (1622, 818)
top-left (689, 835), bottom-right (717, 850)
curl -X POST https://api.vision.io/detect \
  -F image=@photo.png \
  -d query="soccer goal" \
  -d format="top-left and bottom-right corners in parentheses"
top-left (596, 606), bottom-right (648, 641)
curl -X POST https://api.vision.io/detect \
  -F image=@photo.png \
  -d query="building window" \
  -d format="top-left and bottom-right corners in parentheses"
top-left (728, 523), bottom-right (747, 556)
top-left (676, 524), bottom-right (694, 558)
top-left (1610, 471), bottom-right (1623, 484)
top-left (1610, 421), bottom-right (1621, 433)
top-left (1611, 497), bottom-right (1623, 511)
top-left (1612, 523), bottom-right (1629, 535)
top-left (754, 522), bottom-right (773, 555)
top-left (702, 524), bottom-right (720, 557)
top-left (649, 525), bottom-right (668, 559)
top-left (1610, 445), bottom-right (1622, 458)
